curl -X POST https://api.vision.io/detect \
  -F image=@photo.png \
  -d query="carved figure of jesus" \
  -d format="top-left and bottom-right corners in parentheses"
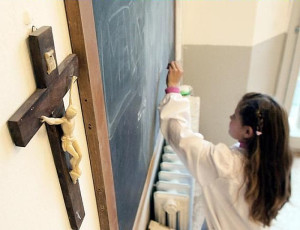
top-left (41, 76), bottom-right (82, 184)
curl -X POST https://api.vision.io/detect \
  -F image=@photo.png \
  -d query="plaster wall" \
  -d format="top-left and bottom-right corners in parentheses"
top-left (253, 0), bottom-right (293, 45)
top-left (247, 34), bottom-right (286, 95)
top-left (182, 1), bottom-right (256, 46)
top-left (0, 1), bottom-right (100, 229)
top-left (180, 1), bottom-right (292, 145)
top-left (183, 45), bottom-right (250, 145)
top-left (182, 0), bottom-right (292, 46)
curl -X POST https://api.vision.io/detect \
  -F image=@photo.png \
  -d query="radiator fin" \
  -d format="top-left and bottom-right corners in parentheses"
top-left (154, 145), bottom-right (194, 230)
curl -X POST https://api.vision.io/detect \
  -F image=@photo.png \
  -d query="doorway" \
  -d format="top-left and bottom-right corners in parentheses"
top-left (271, 3), bottom-right (300, 229)
top-left (285, 27), bottom-right (300, 150)
top-left (276, 1), bottom-right (300, 151)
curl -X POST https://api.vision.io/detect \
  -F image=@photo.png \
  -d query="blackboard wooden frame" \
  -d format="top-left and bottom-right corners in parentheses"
top-left (64, 0), bottom-right (118, 229)
top-left (64, 1), bottom-right (176, 229)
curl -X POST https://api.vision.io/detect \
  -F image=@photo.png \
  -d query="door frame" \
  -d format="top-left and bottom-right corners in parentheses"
top-left (64, 1), bottom-right (118, 229)
top-left (275, 1), bottom-right (300, 150)
top-left (285, 28), bottom-right (300, 150)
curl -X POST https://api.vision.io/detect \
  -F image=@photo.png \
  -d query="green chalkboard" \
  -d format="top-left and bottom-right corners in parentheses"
top-left (93, 1), bottom-right (174, 229)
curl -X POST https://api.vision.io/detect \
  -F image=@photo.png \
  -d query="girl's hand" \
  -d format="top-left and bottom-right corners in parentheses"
top-left (167, 61), bottom-right (183, 87)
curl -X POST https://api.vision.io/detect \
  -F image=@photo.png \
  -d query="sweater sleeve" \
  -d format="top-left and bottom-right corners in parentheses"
top-left (159, 93), bottom-right (234, 187)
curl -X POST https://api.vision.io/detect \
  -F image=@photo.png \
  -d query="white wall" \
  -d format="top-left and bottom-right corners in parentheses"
top-left (253, 0), bottom-right (293, 45)
top-left (182, 0), bottom-right (292, 47)
top-left (179, 0), bottom-right (292, 145)
top-left (247, 1), bottom-right (293, 94)
top-left (0, 1), bottom-right (100, 229)
top-left (182, 1), bottom-right (256, 46)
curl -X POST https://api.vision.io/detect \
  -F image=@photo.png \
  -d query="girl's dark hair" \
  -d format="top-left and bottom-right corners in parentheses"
top-left (237, 92), bottom-right (293, 226)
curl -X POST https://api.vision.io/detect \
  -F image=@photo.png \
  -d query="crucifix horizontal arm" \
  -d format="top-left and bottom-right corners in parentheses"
top-left (8, 53), bottom-right (77, 147)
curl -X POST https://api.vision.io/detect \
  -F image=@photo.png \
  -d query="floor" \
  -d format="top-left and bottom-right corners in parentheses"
top-left (192, 156), bottom-right (300, 230)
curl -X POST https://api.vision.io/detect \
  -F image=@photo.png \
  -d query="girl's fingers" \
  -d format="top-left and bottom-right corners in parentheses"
top-left (169, 61), bottom-right (183, 73)
top-left (166, 61), bottom-right (183, 87)
top-left (175, 62), bottom-right (183, 72)
top-left (170, 61), bottom-right (177, 71)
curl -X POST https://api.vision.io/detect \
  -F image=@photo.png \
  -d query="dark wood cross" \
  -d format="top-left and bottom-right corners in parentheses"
top-left (7, 26), bottom-right (85, 230)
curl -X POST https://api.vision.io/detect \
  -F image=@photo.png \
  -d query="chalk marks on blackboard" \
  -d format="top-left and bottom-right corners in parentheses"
top-left (93, 0), bottom-right (175, 228)
top-left (108, 6), bottom-right (129, 24)
top-left (102, 2), bottom-right (144, 138)
top-left (137, 98), bottom-right (147, 122)
top-left (108, 90), bottom-right (135, 140)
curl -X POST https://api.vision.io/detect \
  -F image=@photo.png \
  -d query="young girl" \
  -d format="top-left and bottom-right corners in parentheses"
top-left (159, 62), bottom-right (293, 229)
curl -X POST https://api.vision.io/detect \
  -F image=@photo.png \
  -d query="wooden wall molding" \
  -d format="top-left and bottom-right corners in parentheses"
top-left (64, 0), bottom-right (119, 229)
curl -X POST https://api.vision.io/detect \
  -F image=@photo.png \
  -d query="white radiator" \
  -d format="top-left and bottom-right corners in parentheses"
top-left (154, 145), bottom-right (194, 230)
top-left (152, 93), bottom-right (200, 230)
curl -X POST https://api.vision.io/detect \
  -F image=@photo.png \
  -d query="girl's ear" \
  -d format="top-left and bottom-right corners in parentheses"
top-left (243, 126), bottom-right (254, 139)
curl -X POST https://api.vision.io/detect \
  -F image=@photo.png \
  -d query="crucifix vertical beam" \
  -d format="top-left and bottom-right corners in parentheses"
top-left (7, 26), bottom-right (85, 230)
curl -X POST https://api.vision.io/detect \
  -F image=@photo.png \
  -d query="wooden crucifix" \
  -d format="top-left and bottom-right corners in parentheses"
top-left (7, 26), bottom-right (85, 230)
